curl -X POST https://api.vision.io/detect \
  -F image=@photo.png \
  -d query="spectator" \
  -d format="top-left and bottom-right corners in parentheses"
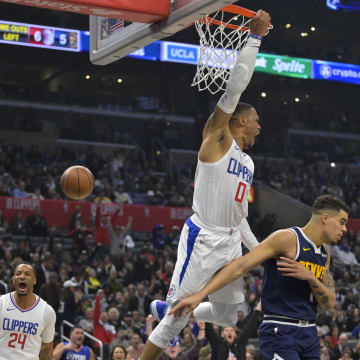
top-left (114, 185), bottom-right (133, 204)
top-left (86, 267), bottom-right (102, 294)
top-left (70, 268), bottom-right (89, 295)
top-left (53, 326), bottom-right (96, 360)
top-left (132, 248), bottom-right (152, 283)
top-left (332, 333), bottom-right (351, 359)
top-left (346, 307), bottom-right (360, 332)
top-left (11, 239), bottom-right (31, 262)
top-left (152, 224), bottom-right (170, 250)
top-left (69, 219), bottom-right (93, 253)
top-left (168, 225), bottom-right (180, 246)
top-left (128, 284), bottom-right (152, 316)
top-left (69, 205), bottom-right (83, 230)
top-left (25, 207), bottom-right (48, 236)
top-left (94, 289), bottom-right (116, 359)
top-left (341, 290), bottom-right (358, 312)
top-left (79, 307), bottom-right (95, 334)
top-left (108, 307), bottom-right (122, 331)
top-left (109, 345), bottom-right (129, 360)
top-left (38, 271), bottom-right (61, 315)
top-left (336, 240), bottom-right (359, 267)
top-left (10, 210), bottom-right (26, 235)
top-left (12, 180), bottom-right (30, 197)
top-left (95, 191), bottom-right (112, 203)
top-left (159, 329), bottom-right (205, 360)
top-left (205, 301), bottom-right (262, 360)
top-left (126, 333), bottom-right (145, 360)
top-left (58, 280), bottom-right (83, 326)
top-left (34, 253), bottom-right (55, 293)
top-left (328, 325), bottom-right (340, 348)
top-left (0, 209), bottom-right (8, 232)
top-left (95, 206), bottom-right (120, 255)
top-left (110, 216), bottom-right (133, 258)
top-left (30, 187), bottom-right (44, 200)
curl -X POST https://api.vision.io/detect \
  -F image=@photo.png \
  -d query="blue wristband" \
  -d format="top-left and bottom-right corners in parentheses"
top-left (249, 34), bottom-right (263, 40)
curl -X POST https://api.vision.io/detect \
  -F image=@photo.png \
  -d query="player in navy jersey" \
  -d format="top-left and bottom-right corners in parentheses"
top-left (53, 326), bottom-right (95, 360)
top-left (170, 195), bottom-right (349, 360)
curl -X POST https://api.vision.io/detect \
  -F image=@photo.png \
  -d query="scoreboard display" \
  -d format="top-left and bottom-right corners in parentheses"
top-left (0, 20), bottom-right (80, 52)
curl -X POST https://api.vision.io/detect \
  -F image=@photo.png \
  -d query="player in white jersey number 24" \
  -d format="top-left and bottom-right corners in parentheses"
top-left (141, 10), bottom-right (272, 360)
top-left (0, 263), bottom-right (56, 360)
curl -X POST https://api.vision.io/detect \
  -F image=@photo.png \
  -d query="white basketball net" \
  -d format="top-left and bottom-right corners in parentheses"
top-left (192, 10), bottom-right (252, 94)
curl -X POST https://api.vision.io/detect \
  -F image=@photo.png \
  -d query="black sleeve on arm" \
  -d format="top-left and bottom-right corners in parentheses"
top-left (205, 322), bottom-right (223, 349)
top-left (236, 310), bottom-right (263, 359)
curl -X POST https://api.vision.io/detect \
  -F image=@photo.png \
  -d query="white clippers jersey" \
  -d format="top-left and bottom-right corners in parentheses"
top-left (0, 292), bottom-right (56, 360)
top-left (192, 139), bottom-right (254, 228)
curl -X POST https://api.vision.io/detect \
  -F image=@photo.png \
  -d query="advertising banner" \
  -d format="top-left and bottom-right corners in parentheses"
top-left (0, 196), bottom-right (192, 232)
top-left (255, 53), bottom-right (312, 79)
top-left (313, 60), bottom-right (360, 85)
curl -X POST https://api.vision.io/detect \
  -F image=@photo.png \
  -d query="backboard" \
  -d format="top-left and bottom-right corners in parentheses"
top-left (90, 0), bottom-right (236, 65)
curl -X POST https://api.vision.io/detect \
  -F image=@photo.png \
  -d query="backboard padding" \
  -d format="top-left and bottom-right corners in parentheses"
top-left (90, 0), bottom-right (236, 65)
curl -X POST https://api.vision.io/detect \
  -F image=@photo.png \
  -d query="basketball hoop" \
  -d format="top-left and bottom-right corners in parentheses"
top-left (192, 5), bottom-right (256, 94)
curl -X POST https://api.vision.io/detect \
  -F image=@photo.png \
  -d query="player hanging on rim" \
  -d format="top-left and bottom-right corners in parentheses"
top-left (140, 9), bottom-right (271, 360)
top-left (170, 195), bottom-right (349, 360)
top-left (0, 263), bottom-right (56, 360)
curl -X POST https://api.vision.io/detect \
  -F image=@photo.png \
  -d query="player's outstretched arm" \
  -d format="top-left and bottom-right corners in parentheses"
top-left (40, 341), bottom-right (53, 360)
top-left (240, 218), bottom-right (259, 251)
top-left (199, 10), bottom-right (271, 163)
top-left (169, 230), bottom-right (293, 317)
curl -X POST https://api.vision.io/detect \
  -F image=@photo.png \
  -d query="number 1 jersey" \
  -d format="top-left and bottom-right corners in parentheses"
top-left (0, 292), bottom-right (56, 360)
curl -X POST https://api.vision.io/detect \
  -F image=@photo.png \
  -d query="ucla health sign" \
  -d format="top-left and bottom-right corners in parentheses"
top-left (160, 41), bottom-right (198, 65)
top-left (313, 60), bottom-right (360, 85)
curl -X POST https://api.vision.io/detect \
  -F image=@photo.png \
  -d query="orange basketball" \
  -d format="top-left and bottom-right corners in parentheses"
top-left (60, 165), bottom-right (94, 200)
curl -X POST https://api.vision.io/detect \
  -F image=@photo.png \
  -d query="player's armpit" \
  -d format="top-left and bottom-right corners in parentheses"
top-left (40, 341), bottom-right (53, 360)
top-left (199, 108), bottom-right (233, 163)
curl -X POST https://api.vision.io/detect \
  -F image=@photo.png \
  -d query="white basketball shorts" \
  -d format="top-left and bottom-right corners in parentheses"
top-left (166, 214), bottom-right (245, 306)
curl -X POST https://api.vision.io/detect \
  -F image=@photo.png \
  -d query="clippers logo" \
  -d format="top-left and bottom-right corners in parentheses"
top-left (319, 65), bottom-right (332, 79)
top-left (167, 283), bottom-right (176, 298)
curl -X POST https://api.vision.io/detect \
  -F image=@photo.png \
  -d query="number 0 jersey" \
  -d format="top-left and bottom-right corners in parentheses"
top-left (192, 139), bottom-right (254, 228)
top-left (0, 292), bottom-right (56, 360)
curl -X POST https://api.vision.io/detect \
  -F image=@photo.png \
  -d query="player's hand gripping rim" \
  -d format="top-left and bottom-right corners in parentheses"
top-left (250, 10), bottom-right (273, 37)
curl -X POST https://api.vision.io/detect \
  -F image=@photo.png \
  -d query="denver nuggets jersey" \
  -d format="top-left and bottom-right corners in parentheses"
top-left (192, 139), bottom-right (254, 228)
top-left (0, 292), bottom-right (56, 360)
top-left (262, 227), bottom-right (327, 321)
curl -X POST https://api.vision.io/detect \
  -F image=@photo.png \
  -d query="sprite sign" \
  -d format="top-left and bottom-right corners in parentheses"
top-left (255, 53), bottom-right (312, 79)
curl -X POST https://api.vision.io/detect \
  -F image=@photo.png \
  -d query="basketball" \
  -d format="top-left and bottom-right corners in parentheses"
top-left (60, 165), bottom-right (94, 200)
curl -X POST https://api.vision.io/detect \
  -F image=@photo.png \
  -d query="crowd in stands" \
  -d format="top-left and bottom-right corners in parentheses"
top-left (0, 140), bottom-right (194, 208)
top-left (1, 134), bottom-right (360, 218)
top-left (254, 158), bottom-right (360, 218)
top-left (0, 195), bottom-right (360, 359)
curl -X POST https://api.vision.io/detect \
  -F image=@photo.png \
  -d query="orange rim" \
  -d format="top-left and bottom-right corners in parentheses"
top-left (198, 5), bottom-right (255, 31)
